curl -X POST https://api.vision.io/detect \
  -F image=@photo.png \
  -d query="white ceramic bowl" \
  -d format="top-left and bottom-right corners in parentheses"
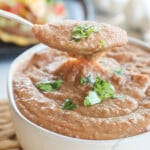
top-left (8, 38), bottom-right (150, 150)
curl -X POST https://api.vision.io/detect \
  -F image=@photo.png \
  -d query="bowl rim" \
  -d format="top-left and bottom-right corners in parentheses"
top-left (7, 37), bottom-right (150, 144)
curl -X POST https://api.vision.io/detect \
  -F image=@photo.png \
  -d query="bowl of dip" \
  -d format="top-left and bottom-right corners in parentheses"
top-left (8, 37), bottom-right (150, 150)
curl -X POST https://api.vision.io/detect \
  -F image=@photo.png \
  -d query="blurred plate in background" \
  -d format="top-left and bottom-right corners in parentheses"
top-left (0, 0), bottom-right (94, 54)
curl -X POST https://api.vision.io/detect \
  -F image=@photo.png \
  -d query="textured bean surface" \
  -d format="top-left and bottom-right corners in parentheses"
top-left (32, 20), bottom-right (127, 55)
top-left (14, 44), bottom-right (150, 140)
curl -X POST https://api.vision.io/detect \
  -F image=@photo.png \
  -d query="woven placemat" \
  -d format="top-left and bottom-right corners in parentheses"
top-left (0, 100), bottom-right (22, 150)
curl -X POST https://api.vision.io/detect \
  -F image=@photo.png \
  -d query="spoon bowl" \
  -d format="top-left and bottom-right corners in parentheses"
top-left (0, 10), bottom-right (127, 55)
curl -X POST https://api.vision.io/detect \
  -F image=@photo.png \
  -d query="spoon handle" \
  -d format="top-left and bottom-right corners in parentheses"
top-left (0, 10), bottom-right (33, 28)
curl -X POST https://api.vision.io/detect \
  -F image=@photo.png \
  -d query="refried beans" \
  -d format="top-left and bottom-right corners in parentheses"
top-left (32, 21), bottom-right (128, 55)
top-left (13, 43), bottom-right (150, 140)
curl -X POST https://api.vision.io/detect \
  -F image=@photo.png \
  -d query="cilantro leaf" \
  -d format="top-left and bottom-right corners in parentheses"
top-left (72, 24), bottom-right (100, 41)
top-left (49, 80), bottom-right (63, 90)
top-left (82, 76), bottom-right (120, 107)
top-left (80, 75), bottom-right (94, 85)
top-left (114, 67), bottom-right (124, 76)
top-left (37, 80), bottom-right (63, 92)
top-left (46, 0), bottom-right (51, 3)
top-left (94, 76), bottom-right (115, 99)
top-left (80, 77), bottom-right (88, 84)
top-left (37, 83), bottom-right (53, 92)
top-left (62, 99), bottom-right (78, 110)
top-left (84, 91), bottom-right (101, 106)
top-left (99, 39), bottom-right (106, 47)
top-left (46, 0), bottom-right (54, 3)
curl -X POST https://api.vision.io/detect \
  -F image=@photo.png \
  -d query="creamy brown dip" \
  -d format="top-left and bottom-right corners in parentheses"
top-left (32, 21), bottom-right (127, 55)
top-left (13, 43), bottom-right (150, 140)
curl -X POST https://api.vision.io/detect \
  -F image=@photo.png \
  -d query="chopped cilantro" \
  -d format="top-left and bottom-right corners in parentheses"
top-left (81, 76), bottom-right (123, 106)
top-left (80, 75), bottom-right (94, 85)
top-left (62, 99), bottom-right (78, 110)
top-left (84, 91), bottom-right (101, 106)
top-left (114, 67), bottom-right (124, 76)
top-left (46, 0), bottom-right (54, 3)
top-left (99, 39), bottom-right (106, 47)
top-left (94, 76), bottom-right (115, 100)
top-left (72, 24), bottom-right (100, 41)
top-left (83, 76), bottom-right (116, 106)
top-left (46, 0), bottom-right (51, 3)
top-left (80, 77), bottom-right (88, 84)
top-left (37, 80), bottom-right (63, 92)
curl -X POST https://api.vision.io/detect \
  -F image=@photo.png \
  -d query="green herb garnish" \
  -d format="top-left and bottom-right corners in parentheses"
top-left (72, 24), bottom-right (100, 41)
top-left (114, 67), bottom-right (124, 76)
top-left (80, 75), bottom-right (94, 85)
top-left (99, 39), bottom-right (106, 47)
top-left (83, 76), bottom-right (116, 106)
top-left (94, 76), bottom-right (115, 99)
top-left (46, 0), bottom-right (53, 3)
top-left (46, 0), bottom-right (51, 3)
top-left (37, 80), bottom-right (63, 92)
top-left (62, 99), bottom-right (78, 110)
top-left (84, 91), bottom-right (101, 106)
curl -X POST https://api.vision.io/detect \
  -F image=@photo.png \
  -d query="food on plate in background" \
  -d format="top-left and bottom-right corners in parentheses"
top-left (0, 0), bottom-right (67, 46)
